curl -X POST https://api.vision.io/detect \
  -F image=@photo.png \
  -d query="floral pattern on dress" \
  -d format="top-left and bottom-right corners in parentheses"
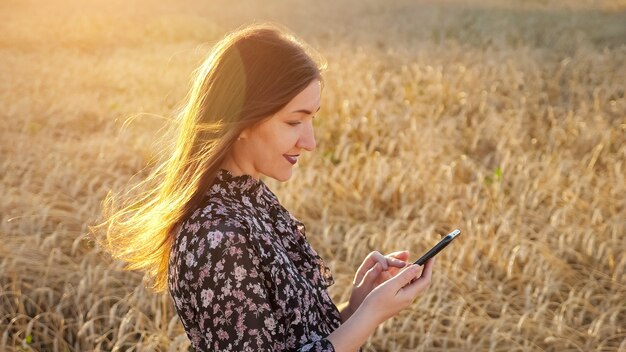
top-left (168, 169), bottom-right (342, 351)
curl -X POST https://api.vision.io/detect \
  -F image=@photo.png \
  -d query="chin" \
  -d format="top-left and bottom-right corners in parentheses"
top-left (273, 169), bottom-right (293, 182)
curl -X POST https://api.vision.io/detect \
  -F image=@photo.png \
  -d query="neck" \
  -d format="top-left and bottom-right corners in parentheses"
top-left (219, 157), bottom-right (259, 180)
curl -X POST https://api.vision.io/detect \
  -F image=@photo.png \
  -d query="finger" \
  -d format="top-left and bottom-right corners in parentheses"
top-left (354, 251), bottom-right (386, 284)
top-left (399, 273), bottom-right (432, 299)
top-left (388, 264), bottom-right (423, 291)
top-left (385, 251), bottom-right (410, 269)
top-left (362, 251), bottom-right (389, 271)
top-left (386, 250), bottom-right (410, 261)
top-left (399, 259), bottom-right (434, 298)
top-left (385, 250), bottom-right (409, 268)
top-left (420, 257), bottom-right (435, 280)
top-left (371, 251), bottom-right (389, 270)
top-left (386, 256), bottom-right (408, 268)
top-left (360, 262), bottom-right (382, 287)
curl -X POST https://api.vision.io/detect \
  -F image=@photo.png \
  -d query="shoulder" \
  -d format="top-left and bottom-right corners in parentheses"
top-left (181, 193), bottom-right (255, 233)
top-left (168, 204), bottom-right (267, 310)
top-left (177, 205), bottom-right (251, 248)
top-left (170, 209), bottom-right (260, 280)
top-left (170, 195), bottom-right (267, 269)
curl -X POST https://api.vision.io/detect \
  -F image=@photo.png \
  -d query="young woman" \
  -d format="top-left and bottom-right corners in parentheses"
top-left (100, 22), bottom-right (434, 352)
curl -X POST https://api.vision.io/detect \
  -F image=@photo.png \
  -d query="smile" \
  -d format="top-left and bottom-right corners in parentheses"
top-left (284, 154), bottom-right (298, 165)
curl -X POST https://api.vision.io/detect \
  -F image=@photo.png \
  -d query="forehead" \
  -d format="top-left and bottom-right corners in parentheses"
top-left (282, 80), bottom-right (321, 111)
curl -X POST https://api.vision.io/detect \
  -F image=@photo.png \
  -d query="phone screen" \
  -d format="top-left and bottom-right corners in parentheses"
top-left (413, 229), bottom-right (461, 266)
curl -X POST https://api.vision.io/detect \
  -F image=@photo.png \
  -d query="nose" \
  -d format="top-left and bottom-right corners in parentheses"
top-left (297, 120), bottom-right (316, 151)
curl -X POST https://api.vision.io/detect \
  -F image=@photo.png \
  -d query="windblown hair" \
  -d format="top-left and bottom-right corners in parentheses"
top-left (92, 22), bottom-right (327, 293)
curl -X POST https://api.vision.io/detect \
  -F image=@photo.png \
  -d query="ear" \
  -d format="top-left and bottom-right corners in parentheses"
top-left (238, 129), bottom-right (250, 140)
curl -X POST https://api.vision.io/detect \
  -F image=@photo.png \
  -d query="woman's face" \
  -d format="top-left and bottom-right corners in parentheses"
top-left (223, 79), bottom-right (320, 182)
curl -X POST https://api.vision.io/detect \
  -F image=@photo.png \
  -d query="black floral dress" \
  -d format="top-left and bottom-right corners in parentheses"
top-left (168, 169), bottom-right (342, 351)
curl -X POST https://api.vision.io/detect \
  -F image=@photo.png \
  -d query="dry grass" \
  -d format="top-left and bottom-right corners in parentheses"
top-left (1, 0), bottom-right (625, 350)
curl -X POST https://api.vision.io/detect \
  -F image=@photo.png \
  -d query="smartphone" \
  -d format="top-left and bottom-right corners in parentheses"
top-left (413, 229), bottom-right (461, 266)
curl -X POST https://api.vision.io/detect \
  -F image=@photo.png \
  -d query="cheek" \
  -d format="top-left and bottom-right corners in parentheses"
top-left (258, 125), bottom-right (298, 151)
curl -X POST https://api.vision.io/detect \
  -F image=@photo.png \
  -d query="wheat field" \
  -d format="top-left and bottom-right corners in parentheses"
top-left (1, 0), bottom-right (625, 351)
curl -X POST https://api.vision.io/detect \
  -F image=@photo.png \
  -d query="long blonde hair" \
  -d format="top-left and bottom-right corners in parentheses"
top-left (92, 22), bottom-right (327, 293)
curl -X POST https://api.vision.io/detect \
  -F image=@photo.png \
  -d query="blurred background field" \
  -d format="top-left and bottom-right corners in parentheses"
top-left (1, 0), bottom-right (625, 350)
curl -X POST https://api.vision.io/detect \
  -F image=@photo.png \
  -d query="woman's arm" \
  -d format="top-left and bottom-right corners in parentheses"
top-left (327, 304), bottom-right (379, 352)
top-left (336, 301), bottom-right (353, 323)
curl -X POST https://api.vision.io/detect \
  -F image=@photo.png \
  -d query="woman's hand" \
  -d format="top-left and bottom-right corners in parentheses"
top-left (346, 250), bottom-right (411, 318)
top-left (360, 258), bottom-right (434, 324)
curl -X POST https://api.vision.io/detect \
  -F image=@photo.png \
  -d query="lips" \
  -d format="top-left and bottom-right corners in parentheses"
top-left (284, 154), bottom-right (298, 165)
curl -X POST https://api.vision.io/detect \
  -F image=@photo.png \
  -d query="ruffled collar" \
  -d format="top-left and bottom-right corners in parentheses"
top-left (213, 168), bottom-right (265, 198)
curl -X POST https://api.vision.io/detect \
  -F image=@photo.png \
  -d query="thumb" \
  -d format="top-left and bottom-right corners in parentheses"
top-left (389, 264), bottom-right (422, 291)
top-left (397, 258), bottom-right (434, 300)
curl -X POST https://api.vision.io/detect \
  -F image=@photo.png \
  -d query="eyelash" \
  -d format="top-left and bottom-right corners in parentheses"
top-left (287, 116), bottom-right (316, 126)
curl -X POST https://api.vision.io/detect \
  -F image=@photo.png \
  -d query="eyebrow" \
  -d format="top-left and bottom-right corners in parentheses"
top-left (291, 106), bottom-right (321, 115)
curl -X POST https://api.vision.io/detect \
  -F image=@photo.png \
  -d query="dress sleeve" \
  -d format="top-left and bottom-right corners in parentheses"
top-left (182, 218), bottom-right (336, 352)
